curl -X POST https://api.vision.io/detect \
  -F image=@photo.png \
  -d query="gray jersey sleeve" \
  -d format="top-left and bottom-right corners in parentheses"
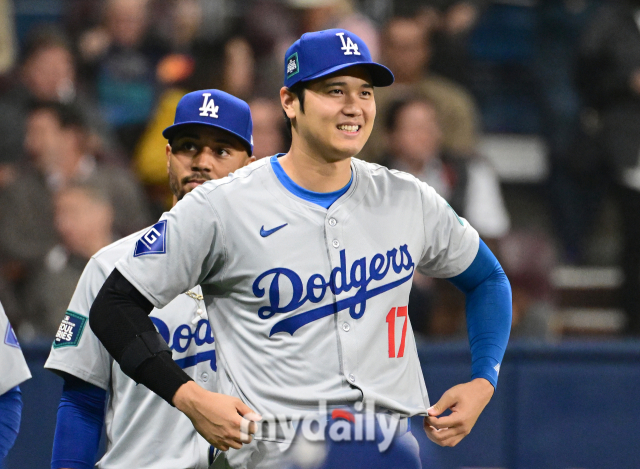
top-left (0, 303), bottom-right (31, 395)
top-left (44, 257), bottom-right (113, 390)
top-left (116, 185), bottom-right (226, 308)
top-left (416, 180), bottom-right (480, 278)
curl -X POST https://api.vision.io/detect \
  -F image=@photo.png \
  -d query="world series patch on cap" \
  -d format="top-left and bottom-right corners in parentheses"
top-left (163, 89), bottom-right (254, 154)
top-left (284, 29), bottom-right (394, 88)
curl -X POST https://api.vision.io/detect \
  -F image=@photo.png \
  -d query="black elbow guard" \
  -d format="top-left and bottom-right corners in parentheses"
top-left (90, 269), bottom-right (192, 404)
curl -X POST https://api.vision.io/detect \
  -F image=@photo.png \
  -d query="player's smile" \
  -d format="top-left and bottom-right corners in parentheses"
top-left (336, 123), bottom-right (361, 135)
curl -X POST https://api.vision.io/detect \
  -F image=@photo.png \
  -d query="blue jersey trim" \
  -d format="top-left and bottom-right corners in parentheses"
top-left (448, 239), bottom-right (512, 389)
top-left (270, 154), bottom-right (352, 209)
top-left (51, 376), bottom-right (106, 469)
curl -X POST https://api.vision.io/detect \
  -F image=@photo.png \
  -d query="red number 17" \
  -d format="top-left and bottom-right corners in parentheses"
top-left (386, 306), bottom-right (408, 358)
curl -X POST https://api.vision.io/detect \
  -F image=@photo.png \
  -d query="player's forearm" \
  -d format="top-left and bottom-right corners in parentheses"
top-left (89, 269), bottom-right (193, 404)
top-left (448, 239), bottom-right (512, 388)
top-left (51, 376), bottom-right (105, 469)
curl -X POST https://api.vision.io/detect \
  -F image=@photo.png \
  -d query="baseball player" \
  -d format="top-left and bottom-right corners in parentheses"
top-left (44, 89), bottom-right (255, 469)
top-left (0, 300), bottom-right (31, 468)
top-left (89, 29), bottom-right (512, 468)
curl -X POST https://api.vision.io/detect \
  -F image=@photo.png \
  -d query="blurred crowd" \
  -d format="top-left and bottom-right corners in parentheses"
top-left (0, 0), bottom-right (639, 342)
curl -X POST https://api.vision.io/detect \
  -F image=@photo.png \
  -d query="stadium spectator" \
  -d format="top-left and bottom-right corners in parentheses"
top-left (21, 184), bottom-right (114, 339)
top-left (382, 96), bottom-right (509, 336)
top-left (250, 97), bottom-right (289, 159)
top-left (0, 26), bottom-right (112, 159)
top-left (77, 0), bottom-right (169, 154)
top-left (577, 0), bottom-right (640, 335)
top-left (361, 15), bottom-right (480, 163)
top-left (0, 101), bottom-right (150, 283)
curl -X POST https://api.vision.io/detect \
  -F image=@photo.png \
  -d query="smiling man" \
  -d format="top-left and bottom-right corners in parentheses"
top-left (45, 89), bottom-right (254, 469)
top-left (89, 30), bottom-right (511, 469)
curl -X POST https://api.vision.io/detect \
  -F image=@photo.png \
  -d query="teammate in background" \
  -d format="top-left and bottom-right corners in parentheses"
top-left (89, 29), bottom-right (511, 468)
top-left (0, 301), bottom-right (31, 468)
top-left (44, 89), bottom-right (254, 469)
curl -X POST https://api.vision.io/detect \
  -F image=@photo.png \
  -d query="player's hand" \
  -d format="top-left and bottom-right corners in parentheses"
top-left (423, 378), bottom-right (494, 447)
top-left (173, 381), bottom-right (262, 451)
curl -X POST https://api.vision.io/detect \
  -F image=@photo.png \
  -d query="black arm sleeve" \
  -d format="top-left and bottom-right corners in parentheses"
top-left (89, 268), bottom-right (193, 405)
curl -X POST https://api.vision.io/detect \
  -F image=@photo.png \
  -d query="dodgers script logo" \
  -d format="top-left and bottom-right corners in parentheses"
top-left (151, 317), bottom-right (216, 371)
top-left (199, 93), bottom-right (219, 118)
top-left (253, 245), bottom-right (414, 336)
top-left (336, 32), bottom-right (360, 56)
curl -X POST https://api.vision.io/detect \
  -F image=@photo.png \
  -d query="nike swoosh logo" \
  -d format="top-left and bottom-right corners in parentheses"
top-left (260, 223), bottom-right (288, 237)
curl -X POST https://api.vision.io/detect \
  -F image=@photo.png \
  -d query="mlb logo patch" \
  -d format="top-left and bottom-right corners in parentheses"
top-left (286, 52), bottom-right (299, 79)
top-left (134, 220), bottom-right (167, 257)
top-left (53, 311), bottom-right (87, 349)
top-left (4, 323), bottom-right (20, 349)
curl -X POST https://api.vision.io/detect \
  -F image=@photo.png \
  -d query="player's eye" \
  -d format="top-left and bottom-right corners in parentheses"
top-left (329, 88), bottom-right (343, 95)
top-left (361, 90), bottom-right (372, 97)
top-left (217, 148), bottom-right (230, 157)
top-left (176, 141), bottom-right (198, 153)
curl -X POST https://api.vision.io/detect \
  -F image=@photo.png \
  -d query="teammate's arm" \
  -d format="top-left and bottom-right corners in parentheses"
top-left (89, 269), bottom-right (259, 451)
top-left (0, 386), bottom-right (22, 465)
top-left (424, 239), bottom-right (511, 447)
top-left (51, 375), bottom-right (106, 469)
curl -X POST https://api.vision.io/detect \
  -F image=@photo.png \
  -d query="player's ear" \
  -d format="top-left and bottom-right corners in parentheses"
top-left (166, 143), bottom-right (173, 173)
top-left (244, 155), bottom-right (256, 166)
top-left (280, 86), bottom-right (297, 120)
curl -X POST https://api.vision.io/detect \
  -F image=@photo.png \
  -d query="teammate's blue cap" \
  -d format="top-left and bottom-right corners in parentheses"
top-left (163, 89), bottom-right (253, 154)
top-left (284, 29), bottom-right (394, 89)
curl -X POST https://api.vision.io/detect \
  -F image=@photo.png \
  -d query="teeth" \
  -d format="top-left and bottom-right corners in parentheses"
top-left (338, 125), bottom-right (359, 132)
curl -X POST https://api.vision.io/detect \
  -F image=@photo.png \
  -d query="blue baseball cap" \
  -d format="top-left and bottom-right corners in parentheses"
top-left (284, 29), bottom-right (394, 88)
top-left (163, 89), bottom-right (253, 155)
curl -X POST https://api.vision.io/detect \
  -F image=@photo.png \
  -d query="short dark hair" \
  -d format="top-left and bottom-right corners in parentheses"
top-left (283, 82), bottom-right (306, 135)
top-left (385, 96), bottom-right (437, 133)
top-left (21, 25), bottom-right (72, 64)
top-left (28, 100), bottom-right (86, 131)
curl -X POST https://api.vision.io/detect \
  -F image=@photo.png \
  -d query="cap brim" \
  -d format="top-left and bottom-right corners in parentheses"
top-left (302, 61), bottom-right (394, 87)
top-left (163, 121), bottom-right (253, 155)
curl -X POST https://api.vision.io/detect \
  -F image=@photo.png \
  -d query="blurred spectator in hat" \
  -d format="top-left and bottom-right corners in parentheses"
top-left (20, 184), bottom-right (114, 340)
top-left (361, 16), bottom-right (480, 163)
top-left (250, 98), bottom-right (289, 160)
top-left (78, 0), bottom-right (170, 155)
top-left (577, 0), bottom-right (640, 335)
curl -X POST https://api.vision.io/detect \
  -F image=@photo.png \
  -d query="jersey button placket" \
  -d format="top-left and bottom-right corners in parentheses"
top-left (332, 239), bottom-right (340, 248)
top-left (342, 322), bottom-right (350, 332)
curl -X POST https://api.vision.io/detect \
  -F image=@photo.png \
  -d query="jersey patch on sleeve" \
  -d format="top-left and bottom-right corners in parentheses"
top-left (53, 311), bottom-right (87, 349)
top-left (4, 323), bottom-right (20, 349)
top-left (134, 220), bottom-right (167, 257)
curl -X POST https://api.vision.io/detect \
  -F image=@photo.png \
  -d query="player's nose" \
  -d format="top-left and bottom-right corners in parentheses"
top-left (192, 148), bottom-right (215, 172)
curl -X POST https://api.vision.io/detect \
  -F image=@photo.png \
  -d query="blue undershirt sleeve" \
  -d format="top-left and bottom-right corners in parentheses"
top-left (447, 239), bottom-right (512, 389)
top-left (51, 375), bottom-right (107, 469)
top-left (0, 386), bottom-right (22, 467)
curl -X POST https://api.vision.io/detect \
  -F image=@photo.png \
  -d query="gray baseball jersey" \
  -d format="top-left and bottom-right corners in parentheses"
top-left (45, 231), bottom-right (216, 469)
top-left (116, 157), bottom-right (478, 422)
top-left (0, 302), bottom-right (31, 396)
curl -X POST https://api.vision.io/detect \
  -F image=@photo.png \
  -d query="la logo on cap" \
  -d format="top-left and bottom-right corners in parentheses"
top-left (199, 93), bottom-right (219, 118)
top-left (336, 32), bottom-right (360, 56)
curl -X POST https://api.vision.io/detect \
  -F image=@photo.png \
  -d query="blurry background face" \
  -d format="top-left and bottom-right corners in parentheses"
top-left (54, 187), bottom-right (113, 259)
top-left (249, 98), bottom-right (286, 159)
top-left (25, 109), bottom-right (62, 172)
top-left (106, 0), bottom-right (149, 48)
top-left (382, 18), bottom-right (429, 83)
top-left (22, 46), bottom-right (75, 101)
top-left (389, 101), bottom-right (442, 167)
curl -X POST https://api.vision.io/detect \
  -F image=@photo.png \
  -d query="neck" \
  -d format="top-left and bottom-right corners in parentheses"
top-left (278, 142), bottom-right (352, 193)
